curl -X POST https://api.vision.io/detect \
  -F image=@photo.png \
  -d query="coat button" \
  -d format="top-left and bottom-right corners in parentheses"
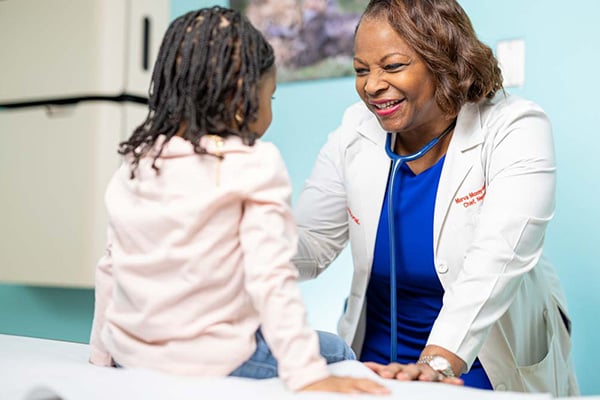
top-left (436, 262), bottom-right (449, 274)
top-left (495, 383), bottom-right (507, 391)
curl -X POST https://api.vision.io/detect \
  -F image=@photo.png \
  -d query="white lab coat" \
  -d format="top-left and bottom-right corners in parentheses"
top-left (293, 93), bottom-right (579, 396)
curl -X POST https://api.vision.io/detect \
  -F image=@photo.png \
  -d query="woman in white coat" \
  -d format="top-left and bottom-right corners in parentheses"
top-left (293, 0), bottom-right (579, 396)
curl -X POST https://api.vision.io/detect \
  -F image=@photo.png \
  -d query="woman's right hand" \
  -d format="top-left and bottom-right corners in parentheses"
top-left (300, 375), bottom-right (390, 395)
top-left (364, 362), bottom-right (464, 386)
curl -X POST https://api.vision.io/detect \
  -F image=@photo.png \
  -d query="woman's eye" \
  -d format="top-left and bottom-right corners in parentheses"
top-left (384, 63), bottom-right (406, 71)
top-left (354, 67), bottom-right (369, 75)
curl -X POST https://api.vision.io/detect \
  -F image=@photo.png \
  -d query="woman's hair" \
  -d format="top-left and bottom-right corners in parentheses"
top-left (120, 6), bottom-right (275, 177)
top-left (360, 0), bottom-right (503, 116)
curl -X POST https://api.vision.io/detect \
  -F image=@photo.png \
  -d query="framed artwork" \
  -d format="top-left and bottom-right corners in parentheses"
top-left (230, 0), bottom-right (368, 82)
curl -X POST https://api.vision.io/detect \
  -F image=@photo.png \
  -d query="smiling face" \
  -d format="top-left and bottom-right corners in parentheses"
top-left (353, 16), bottom-right (446, 138)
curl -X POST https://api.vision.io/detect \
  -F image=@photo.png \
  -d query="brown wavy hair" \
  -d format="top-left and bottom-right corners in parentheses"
top-left (360, 0), bottom-right (503, 116)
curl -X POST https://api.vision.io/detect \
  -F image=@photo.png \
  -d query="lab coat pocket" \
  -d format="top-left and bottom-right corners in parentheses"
top-left (516, 308), bottom-right (566, 395)
top-left (555, 301), bottom-right (573, 358)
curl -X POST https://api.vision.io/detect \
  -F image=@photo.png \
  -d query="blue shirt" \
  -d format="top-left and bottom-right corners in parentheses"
top-left (360, 155), bottom-right (492, 390)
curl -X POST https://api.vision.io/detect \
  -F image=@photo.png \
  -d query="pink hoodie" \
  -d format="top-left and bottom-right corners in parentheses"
top-left (89, 135), bottom-right (329, 391)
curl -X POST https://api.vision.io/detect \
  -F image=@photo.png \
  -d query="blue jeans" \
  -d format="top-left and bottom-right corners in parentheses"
top-left (229, 330), bottom-right (355, 379)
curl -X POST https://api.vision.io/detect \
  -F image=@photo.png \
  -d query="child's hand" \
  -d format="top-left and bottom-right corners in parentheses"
top-left (300, 375), bottom-right (390, 395)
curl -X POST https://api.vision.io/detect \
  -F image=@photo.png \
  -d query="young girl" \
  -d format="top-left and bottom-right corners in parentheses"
top-left (88, 6), bottom-right (388, 395)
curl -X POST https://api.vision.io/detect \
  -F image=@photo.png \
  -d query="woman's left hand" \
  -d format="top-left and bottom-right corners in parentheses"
top-left (364, 361), bottom-right (464, 385)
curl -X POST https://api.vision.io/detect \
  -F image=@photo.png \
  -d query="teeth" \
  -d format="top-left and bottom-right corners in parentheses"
top-left (374, 100), bottom-right (400, 109)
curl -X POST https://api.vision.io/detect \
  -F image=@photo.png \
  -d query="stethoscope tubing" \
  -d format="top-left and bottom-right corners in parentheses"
top-left (383, 119), bottom-right (456, 363)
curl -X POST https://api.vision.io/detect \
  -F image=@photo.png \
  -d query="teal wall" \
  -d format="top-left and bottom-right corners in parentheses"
top-left (0, 285), bottom-right (94, 342)
top-left (1, 0), bottom-right (598, 395)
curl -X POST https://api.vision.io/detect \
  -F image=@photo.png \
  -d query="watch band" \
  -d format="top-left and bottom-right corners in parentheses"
top-left (417, 355), bottom-right (456, 378)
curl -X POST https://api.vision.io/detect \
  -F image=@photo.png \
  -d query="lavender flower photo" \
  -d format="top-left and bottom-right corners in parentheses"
top-left (230, 0), bottom-right (368, 82)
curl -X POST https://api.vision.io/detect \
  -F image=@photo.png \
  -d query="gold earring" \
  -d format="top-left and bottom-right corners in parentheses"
top-left (235, 111), bottom-right (243, 124)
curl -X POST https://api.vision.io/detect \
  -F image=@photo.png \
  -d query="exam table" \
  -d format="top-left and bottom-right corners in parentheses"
top-left (0, 334), bottom-right (594, 400)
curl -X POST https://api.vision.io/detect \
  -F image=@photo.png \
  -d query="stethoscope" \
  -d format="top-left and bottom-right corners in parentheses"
top-left (383, 118), bottom-right (457, 363)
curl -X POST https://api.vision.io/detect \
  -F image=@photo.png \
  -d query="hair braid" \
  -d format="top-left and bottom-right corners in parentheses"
top-left (119, 6), bottom-right (275, 178)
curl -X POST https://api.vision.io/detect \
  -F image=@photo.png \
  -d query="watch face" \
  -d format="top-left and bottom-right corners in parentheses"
top-left (429, 356), bottom-right (454, 377)
top-left (430, 356), bottom-right (451, 371)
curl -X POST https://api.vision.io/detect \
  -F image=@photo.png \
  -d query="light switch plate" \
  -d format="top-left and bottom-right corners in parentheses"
top-left (496, 38), bottom-right (525, 87)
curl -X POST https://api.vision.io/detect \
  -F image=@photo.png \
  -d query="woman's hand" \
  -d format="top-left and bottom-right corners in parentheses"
top-left (300, 375), bottom-right (391, 395)
top-left (364, 362), bottom-right (464, 386)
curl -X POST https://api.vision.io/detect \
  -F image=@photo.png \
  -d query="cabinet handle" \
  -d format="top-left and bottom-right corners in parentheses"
top-left (142, 16), bottom-right (150, 71)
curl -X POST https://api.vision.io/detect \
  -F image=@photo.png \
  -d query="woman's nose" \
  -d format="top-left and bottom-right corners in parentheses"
top-left (363, 70), bottom-right (388, 95)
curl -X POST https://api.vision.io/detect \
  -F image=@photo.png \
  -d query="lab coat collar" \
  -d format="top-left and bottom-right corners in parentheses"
top-left (351, 99), bottom-right (487, 258)
top-left (355, 108), bottom-right (387, 146)
top-left (433, 100), bottom-right (485, 252)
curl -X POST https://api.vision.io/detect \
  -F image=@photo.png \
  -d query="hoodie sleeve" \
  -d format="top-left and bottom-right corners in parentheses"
top-left (238, 142), bottom-right (330, 391)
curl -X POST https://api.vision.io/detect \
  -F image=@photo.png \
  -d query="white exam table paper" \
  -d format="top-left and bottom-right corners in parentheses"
top-left (0, 334), bottom-right (559, 400)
